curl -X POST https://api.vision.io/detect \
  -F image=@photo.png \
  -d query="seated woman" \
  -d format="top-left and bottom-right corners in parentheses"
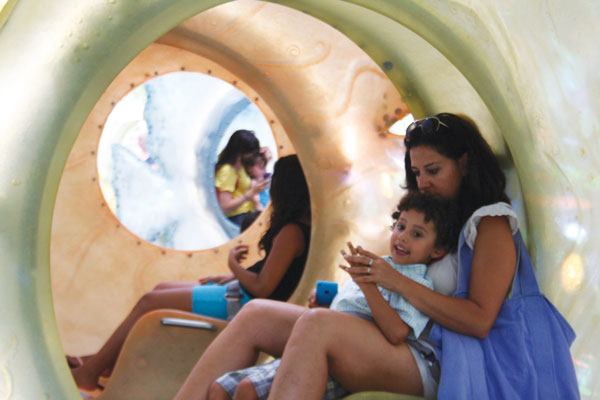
top-left (69, 154), bottom-right (311, 391)
top-left (215, 130), bottom-right (270, 226)
top-left (173, 113), bottom-right (578, 400)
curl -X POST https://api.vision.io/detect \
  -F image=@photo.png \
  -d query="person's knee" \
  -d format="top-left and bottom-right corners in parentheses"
top-left (207, 381), bottom-right (231, 400)
top-left (231, 299), bottom-right (271, 324)
top-left (153, 281), bottom-right (172, 291)
top-left (136, 290), bottom-right (161, 313)
top-left (295, 308), bottom-right (332, 331)
top-left (289, 308), bottom-right (337, 345)
top-left (233, 378), bottom-right (259, 400)
top-left (241, 299), bottom-right (271, 314)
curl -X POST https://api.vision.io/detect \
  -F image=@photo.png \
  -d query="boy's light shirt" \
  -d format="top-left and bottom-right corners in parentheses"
top-left (330, 255), bottom-right (433, 338)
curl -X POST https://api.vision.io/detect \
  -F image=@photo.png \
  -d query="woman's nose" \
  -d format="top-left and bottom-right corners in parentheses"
top-left (417, 176), bottom-right (430, 190)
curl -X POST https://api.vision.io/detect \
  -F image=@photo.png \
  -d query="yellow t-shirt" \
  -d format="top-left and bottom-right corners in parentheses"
top-left (215, 164), bottom-right (255, 216)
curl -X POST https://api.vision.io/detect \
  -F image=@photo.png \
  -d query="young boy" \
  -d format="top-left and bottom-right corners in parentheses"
top-left (241, 151), bottom-right (270, 211)
top-left (211, 191), bottom-right (461, 400)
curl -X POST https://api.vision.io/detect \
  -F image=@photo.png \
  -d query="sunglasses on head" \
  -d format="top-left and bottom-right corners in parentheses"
top-left (406, 116), bottom-right (449, 136)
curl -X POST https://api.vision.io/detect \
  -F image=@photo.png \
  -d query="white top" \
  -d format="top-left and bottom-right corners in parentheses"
top-left (427, 202), bottom-right (520, 296)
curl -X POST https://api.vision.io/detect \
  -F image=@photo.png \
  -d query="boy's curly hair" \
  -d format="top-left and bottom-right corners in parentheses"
top-left (392, 191), bottom-right (462, 253)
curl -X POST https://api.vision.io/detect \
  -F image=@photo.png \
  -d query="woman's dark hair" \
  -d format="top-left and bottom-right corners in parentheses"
top-left (392, 192), bottom-right (462, 253)
top-left (216, 130), bottom-right (260, 169)
top-left (259, 154), bottom-right (311, 253)
top-left (404, 113), bottom-right (509, 226)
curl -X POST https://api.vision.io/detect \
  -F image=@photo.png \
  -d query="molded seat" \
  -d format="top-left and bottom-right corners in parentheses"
top-left (97, 309), bottom-right (228, 400)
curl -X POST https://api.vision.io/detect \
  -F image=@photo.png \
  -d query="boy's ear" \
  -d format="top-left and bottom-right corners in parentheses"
top-left (430, 247), bottom-right (447, 261)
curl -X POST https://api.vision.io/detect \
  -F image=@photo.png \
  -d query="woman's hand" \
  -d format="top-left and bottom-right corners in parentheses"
top-left (198, 274), bottom-right (235, 285)
top-left (248, 177), bottom-right (270, 197)
top-left (339, 243), bottom-right (400, 292)
top-left (228, 244), bottom-right (249, 269)
top-left (259, 146), bottom-right (272, 161)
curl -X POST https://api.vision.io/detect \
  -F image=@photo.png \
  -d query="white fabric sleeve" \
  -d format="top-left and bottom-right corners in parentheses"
top-left (464, 202), bottom-right (520, 249)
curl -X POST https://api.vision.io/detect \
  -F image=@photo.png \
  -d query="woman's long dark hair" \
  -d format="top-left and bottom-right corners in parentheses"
top-left (259, 154), bottom-right (311, 253)
top-left (404, 113), bottom-right (509, 226)
top-left (216, 130), bottom-right (260, 170)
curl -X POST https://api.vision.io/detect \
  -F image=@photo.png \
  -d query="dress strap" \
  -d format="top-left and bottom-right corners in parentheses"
top-left (510, 231), bottom-right (541, 297)
top-left (455, 229), bottom-right (540, 298)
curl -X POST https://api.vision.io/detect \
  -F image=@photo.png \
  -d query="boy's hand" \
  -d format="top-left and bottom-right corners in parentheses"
top-left (340, 244), bottom-right (398, 292)
top-left (307, 288), bottom-right (319, 308)
top-left (339, 241), bottom-right (375, 287)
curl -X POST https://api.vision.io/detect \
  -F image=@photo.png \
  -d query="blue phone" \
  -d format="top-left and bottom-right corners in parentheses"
top-left (316, 280), bottom-right (338, 306)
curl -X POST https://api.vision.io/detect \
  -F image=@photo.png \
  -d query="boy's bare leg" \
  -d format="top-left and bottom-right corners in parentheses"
top-left (207, 381), bottom-right (232, 400)
top-left (234, 378), bottom-right (259, 400)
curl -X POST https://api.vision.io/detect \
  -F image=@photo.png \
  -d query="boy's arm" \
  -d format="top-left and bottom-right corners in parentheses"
top-left (357, 282), bottom-right (411, 344)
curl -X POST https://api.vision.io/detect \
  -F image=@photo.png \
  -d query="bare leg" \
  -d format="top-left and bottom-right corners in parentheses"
top-left (233, 378), bottom-right (259, 400)
top-left (71, 284), bottom-right (196, 390)
top-left (267, 309), bottom-right (424, 400)
top-left (207, 381), bottom-right (232, 400)
top-left (154, 281), bottom-right (198, 290)
top-left (174, 299), bottom-right (307, 400)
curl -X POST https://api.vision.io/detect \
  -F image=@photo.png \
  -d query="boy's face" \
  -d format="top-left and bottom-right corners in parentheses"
top-left (246, 160), bottom-right (266, 180)
top-left (390, 209), bottom-right (445, 265)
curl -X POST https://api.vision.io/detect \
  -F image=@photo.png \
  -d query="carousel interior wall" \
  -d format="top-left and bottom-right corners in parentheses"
top-left (0, 0), bottom-right (598, 398)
